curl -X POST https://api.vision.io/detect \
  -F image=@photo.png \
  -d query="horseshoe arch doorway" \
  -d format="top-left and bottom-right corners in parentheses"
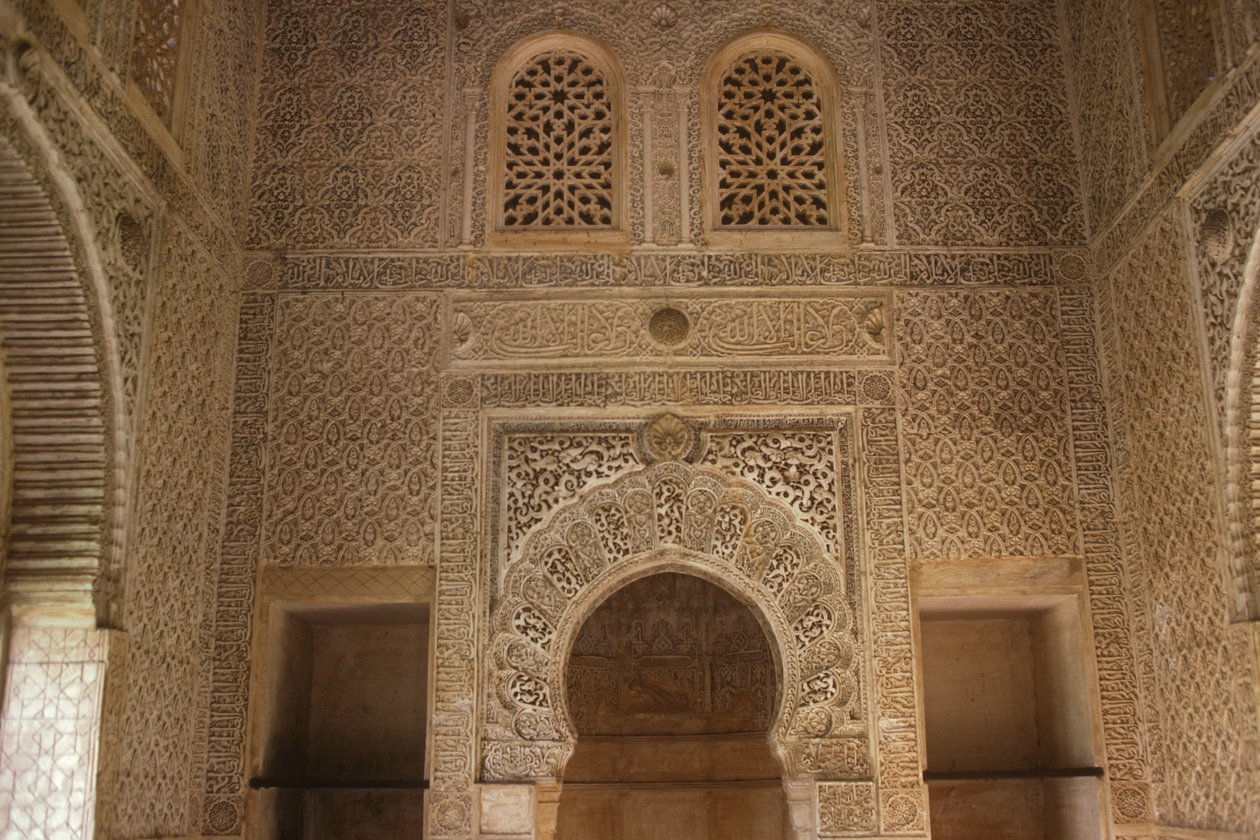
top-left (554, 571), bottom-right (791, 839)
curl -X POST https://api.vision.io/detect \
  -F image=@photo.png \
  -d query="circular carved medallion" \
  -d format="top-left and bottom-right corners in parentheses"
top-left (648, 306), bottom-right (690, 347)
top-left (205, 799), bottom-right (240, 834)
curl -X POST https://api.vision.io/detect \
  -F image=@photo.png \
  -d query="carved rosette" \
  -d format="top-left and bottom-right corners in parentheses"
top-left (639, 412), bottom-right (699, 462)
top-left (483, 461), bottom-right (866, 782)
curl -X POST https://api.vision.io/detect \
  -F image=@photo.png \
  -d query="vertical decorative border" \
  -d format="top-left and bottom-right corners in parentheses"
top-left (429, 408), bottom-right (481, 839)
top-left (858, 406), bottom-right (926, 835)
top-left (199, 293), bottom-right (276, 835)
top-left (1060, 286), bottom-right (1154, 822)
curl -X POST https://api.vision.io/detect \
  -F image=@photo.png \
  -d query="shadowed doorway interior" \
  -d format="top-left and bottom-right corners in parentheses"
top-left (555, 572), bottom-right (790, 840)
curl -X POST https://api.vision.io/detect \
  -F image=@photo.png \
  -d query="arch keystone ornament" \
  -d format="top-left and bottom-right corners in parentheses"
top-left (483, 461), bottom-right (869, 788)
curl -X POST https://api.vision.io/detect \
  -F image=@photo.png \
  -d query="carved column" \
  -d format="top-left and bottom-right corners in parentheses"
top-left (783, 779), bottom-right (817, 839)
top-left (534, 780), bottom-right (563, 840)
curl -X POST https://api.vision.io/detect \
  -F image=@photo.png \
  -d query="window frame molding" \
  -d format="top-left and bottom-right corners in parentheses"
top-left (700, 31), bottom-right (849, 251)
top-left (487, 31), bottom-right (629, 251)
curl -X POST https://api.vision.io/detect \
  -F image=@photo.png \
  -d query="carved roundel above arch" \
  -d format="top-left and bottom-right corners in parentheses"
top-left (481, 460), bottom-right (867, 783)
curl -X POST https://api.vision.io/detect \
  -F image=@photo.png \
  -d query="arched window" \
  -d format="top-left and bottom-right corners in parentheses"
top-left (703, 34), bottom-right (846, 243)
top-left (490, 34), bottom-right (626, 245)
top-left (129, 0), bottom-right (190, 125)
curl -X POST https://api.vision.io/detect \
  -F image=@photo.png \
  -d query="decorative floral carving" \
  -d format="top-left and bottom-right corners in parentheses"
top-left (897, 289), bottom-right (1079, 560)
top-left (642, 414), bottom-right (697, 462)
top-left (648, 306), bottom-right (690, 346)
top-left (264, 294), bottom-right (441, 566)
top-left (648, 3), bottom-right (678, 31)
top-left (883, 0), bottom-right (1085, 244)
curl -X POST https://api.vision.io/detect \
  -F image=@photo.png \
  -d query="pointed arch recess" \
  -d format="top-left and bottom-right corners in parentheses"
top-left (482, 461), bottom-right (868, 783)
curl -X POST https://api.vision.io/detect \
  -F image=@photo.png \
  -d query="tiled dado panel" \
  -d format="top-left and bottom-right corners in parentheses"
top-left (0, 629), bottom-right (107, 840)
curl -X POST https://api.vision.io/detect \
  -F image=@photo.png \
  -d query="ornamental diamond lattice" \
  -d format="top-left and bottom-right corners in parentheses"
top-left (129, 0), bottom-right (185, 121)
top-left (716, 53), bottom-right (829, 227)
top-left (503, 51), bottom-right (615, 227)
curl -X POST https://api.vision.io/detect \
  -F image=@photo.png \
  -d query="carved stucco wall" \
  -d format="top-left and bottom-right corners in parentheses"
top-left (878, 1), bottom-right (1083, 245)
top-left (1069, 0), bottom-right (1260, 832)
top-left (247, 0), bottom-right (1084, 253)
top-left (1060, 0), bottom-right (1151, 234)
top-left (103, 220), bottom-right (239, 837)
top-left (217, 1), bottom-right (1259, 838)
top-left (1098, 207), bottom-right (1260, 831)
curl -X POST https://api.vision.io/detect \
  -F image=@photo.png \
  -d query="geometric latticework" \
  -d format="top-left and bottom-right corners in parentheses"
top-left (716, 53), bottom-right (829, 226)
top-left (129, 0), bottom-right (185, 121)
top-left (504, 51), bottom-right (615, 227)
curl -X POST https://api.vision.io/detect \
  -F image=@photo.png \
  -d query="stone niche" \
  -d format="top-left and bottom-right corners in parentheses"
top-left (916, 589), bottom-right (1105, 840)
top-left (556, 572), bottom-right (792, 840)
top-left (248, 602), bottom-right (430, 840)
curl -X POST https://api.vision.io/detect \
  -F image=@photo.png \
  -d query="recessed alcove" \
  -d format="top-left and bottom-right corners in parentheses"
top-left (249, 602), bottom-right (430, 840)
top-left (917, 594), bottom-right (1105, 839)
top-left (555, 572), bottom-right (791, 840)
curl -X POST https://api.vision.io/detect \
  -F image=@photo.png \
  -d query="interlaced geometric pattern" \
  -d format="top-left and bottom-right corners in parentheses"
top-left (129, 0), bottom-right (185, 121)
top-left (504, 51), bottom-right (615, 227)
top-left (716, 53), bottom-right (829, 227)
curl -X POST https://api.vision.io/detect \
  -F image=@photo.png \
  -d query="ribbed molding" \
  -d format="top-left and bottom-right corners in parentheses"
top-left (0, 146), bottom-right (105, 596)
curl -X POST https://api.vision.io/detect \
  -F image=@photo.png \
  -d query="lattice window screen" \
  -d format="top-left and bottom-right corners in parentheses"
top-left (129, 0), bottom-right (185, 122)
top-left (503, 50), bottom-right (615, 228)
top-left (716, 52), bottom-right (829, 227)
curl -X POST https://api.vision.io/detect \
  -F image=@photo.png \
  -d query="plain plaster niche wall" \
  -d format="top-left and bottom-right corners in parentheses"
top-left (249, 602), bottom-right (430, 840)
top-left (918, 596), bottom-right (1105, 839)
top-left (555, 573), bottom-right (791, 840)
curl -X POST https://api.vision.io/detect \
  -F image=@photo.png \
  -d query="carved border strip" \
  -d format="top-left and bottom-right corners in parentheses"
top-left (1060, 286), bottom-right (1154, 822)
top-left (199, 293), bottom-right (275, 835)
top-left (469, 369), bottom-right (900, 409)
top-left (429, 409), bottom-right (481, 839)
top-left (256, 565), bottom-right (436, 599)
top-left (858, 406), bottom-right (926, 835)
top-left (448, 290), bottom-right (891, 369)
top-left (243, 250), bottom-right (1087, 292)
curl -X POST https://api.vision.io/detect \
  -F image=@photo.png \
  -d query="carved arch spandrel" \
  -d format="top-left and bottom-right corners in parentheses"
top-left (487, 31), bottom-right (629, 250)
top-left (482, 461), bottom-right (867, 783)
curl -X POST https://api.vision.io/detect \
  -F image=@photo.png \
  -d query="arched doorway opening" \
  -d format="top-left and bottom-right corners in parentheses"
top-left (555, 571), bottom-right (791, 840)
